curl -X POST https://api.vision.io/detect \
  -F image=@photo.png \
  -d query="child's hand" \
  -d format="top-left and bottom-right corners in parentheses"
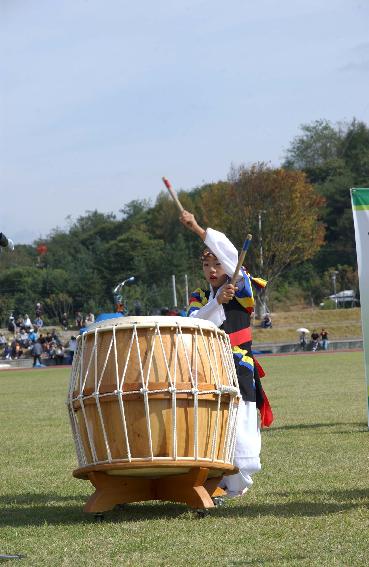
top-left (179, 210), bottom-right (197, 229)
top-left (216, 283), bottom-right (236, 304)
top-left (179, 210), bottom-right (206, 239)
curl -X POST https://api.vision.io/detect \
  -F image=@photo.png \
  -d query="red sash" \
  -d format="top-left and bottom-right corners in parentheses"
top-left (228, 327), bottom-right (252, 347)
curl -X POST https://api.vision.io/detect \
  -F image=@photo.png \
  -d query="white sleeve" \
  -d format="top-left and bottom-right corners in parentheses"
top-left (188, 296), bottom-right (226, 327)
top-left (205, 227), bottom-right (242, 279)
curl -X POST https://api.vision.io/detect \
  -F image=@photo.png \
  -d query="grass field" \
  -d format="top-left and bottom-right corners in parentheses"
top-left (1, 352), bottom-right (368, 566)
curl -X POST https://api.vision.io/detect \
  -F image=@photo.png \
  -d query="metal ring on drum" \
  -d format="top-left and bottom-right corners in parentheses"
top-left (67, 316), bottom-right (240, 513)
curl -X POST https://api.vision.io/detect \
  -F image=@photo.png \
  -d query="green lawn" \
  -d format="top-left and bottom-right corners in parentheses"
top-left (1, 353), bottom-right (368, 566)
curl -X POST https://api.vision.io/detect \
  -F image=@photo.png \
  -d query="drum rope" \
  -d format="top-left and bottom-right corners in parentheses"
top-left (209, 332), bottom-right (221, 461)
top-left (96, 333), bottom-right (114, 393)
top-left (68, 319), bottom-right (240, 469)
top-left (118, 325), bottom-right (136, 391)
top-left (93, 328), bottom-right (113, 462)
top-left (194, 328), bottom-right (198, 460)
top-left (79, 332), bottom-right (99, 463)
top-left (134, 324), bottom-right (154, 459)
top-left (79, 396), bottom-right (98, 463)
top-left (171, 326), bottom-right (179, 460)
top-left (95, 391), bottom-right (112, 462)
top-left (113, 326), bottom-right (132, 461)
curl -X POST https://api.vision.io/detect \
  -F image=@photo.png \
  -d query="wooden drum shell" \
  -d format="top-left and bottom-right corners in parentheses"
top-left (67, 316), bottom-right (240, 476)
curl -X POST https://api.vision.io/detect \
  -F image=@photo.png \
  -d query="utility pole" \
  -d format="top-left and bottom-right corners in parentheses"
top-left (184, 274), bottom-right (189, 306)
top-left (172, 275), bottom-right (177, 308)
top-left (331, 271), bottom-right (339, 309)
top-left (258, 210), bottom-right (266, 271)
top-left (258, 210), bottom-right (267, 317)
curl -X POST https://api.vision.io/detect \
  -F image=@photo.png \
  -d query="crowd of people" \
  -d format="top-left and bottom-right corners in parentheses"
top-left (0, 301), bottom-right (79, 365)
top-left (0, 322), bottom-right (77, 366)
top-left (299, 328), bottom-right (329, 351)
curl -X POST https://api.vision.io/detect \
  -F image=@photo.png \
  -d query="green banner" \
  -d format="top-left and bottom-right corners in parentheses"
top-left (351, 188), bottom-right (369, 426)
top-left (352, 187), bottom-right (369, 209)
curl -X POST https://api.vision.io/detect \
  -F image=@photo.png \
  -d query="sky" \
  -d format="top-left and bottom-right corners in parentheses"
top-left (1, 0), bottom-right (369, 245)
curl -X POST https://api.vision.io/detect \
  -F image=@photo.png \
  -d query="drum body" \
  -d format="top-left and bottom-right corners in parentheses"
top-left (67, 316), bottom-right (240, 477)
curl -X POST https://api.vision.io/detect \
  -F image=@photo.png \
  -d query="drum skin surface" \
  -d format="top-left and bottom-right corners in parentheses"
top-left (67, 316), bottom-right (239, 479)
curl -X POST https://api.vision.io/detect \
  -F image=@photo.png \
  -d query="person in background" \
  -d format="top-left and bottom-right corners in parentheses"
top-left (75, 311), bottom-right (84, 329)
top-left (85, 312), bottom-right (95, 326)
top-left (68, 336), bottom-right (77, 364)
top-left (261, 313), bottom-right (272, 328)
top-left (0, 332), bottom-right (7, 347)
top-left (54, 343), bottom-right (65, 364)
top-left (8, 315), bottom-right (16, 335)
top-left (2, 342), bottom-right (12, 360)
top-left (23, 314), bottom-right (32, 330)
top-left (320, 328), bottom-right (329, 350)
top-left (28, 328), bottom-right (38, 344)
top-left (31, 340), bottom-right (43, 367)
top-left (299, 331), bottom-right (307, 350)
top-left (34, 315), bottom-right (44, 328)
top-left (61, 312), bottom-right (68, 331)
top-left (311, 329), bottom-right (320, 352)
top-left (35, 302), bottom-right (43, 318)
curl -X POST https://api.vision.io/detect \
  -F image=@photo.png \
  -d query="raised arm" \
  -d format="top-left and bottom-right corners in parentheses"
top-left (179, 210), bottom-right (206, 240)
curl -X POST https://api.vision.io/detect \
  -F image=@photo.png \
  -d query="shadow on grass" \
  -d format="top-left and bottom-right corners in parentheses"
top-left (267, 421), bottom-right (367, 433)
top-left (1, 487), bottom-right (368, 525)
top-left (0, 492), bottom-right (188, 526)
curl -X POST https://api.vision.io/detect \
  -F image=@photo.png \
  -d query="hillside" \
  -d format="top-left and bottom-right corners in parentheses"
top-left (253, 307), bottom-right (362, 345)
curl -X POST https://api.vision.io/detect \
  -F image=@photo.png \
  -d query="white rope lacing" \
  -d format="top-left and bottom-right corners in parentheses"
top-left (67, 321), bottom-right (240, 468)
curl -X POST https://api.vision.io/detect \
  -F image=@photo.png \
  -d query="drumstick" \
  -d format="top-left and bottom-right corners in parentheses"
top-left (162, 177), bottom-right (184, 212)
top-left (230, 234), bottom-right (252, 286)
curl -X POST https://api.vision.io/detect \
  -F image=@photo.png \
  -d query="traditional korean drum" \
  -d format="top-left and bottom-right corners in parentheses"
top-left (67, 316), bottom-right (240, 512)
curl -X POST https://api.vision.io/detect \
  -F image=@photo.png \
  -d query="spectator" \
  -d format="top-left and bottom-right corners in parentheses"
top-left (34, 315), bottom-right (44, 328)
top-left (299, 332), bottom-right (307, 351)
top-left (85, 312), bottom-right (95, 326)
top-left (35, 302), bottom-right (43, 318)
top-left (167, 307), bottom-right (179, 316)
top-left (179, 306), bottom-right (187, 317)
top-left (54, 343), bottom-right (65, 364)
top-left (18, 329), bottom-right (29, 348)
top-left (2, 342), bottom-right (12, 360)
top-left (11, 340), bottom-right (23, 359)
top-left (28, 328), bottom-right (38, 344)
top-left (261, 313), bottom-right (272, 329)
top-left (160, 307), bottom-right (169, 316)
top-left (8, 316), bottom-right (16, 334)
top-left (45, 332), bottom-right (53, 345)
top-left (0, 333), bottom-right (6, 347)
top-left (320, 328), bottom-right (329, 351)
top-left (61, 312), bottom-right (68, 331)
top-left (23, 314), bottom-right (32, 330)
top-left (75, 311), bottom-right (83, 329)
top-left (51, 329), bottom-right (61, 344)
top-left (31, 340), bottom-right (43, 367)
top-left (68, 336), bottom-right (77, 363)
top-left (38, 333), bottom-right (47, 351)
top-left (311, 329), bottom-right (320, 352)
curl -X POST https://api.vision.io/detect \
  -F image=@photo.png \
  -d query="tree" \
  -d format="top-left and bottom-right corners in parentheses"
top-left (283, 119), bottom-right (343, 173)
top-left (199, 164), bottom-right (325, 284)
top-left (284, 118), bottom-right (369, 270)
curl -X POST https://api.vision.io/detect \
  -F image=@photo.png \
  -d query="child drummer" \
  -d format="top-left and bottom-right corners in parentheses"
top-left (180, 210), bottom-right (272, 498)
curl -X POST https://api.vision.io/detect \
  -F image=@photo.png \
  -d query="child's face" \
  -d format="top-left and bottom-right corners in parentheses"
top-left (202, 256), bottom-right (227, 288)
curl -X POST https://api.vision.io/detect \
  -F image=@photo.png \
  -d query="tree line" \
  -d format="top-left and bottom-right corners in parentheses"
top-left (0, 118), bottom-right (368, 325)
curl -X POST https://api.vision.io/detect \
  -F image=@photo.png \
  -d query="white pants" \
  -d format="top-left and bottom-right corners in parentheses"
top-left (219, 399), bottom-right (261, 497)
